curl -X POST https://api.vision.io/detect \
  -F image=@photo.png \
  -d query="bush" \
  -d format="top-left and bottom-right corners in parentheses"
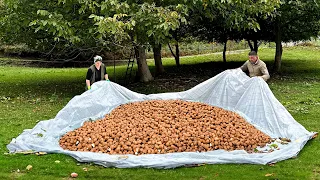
top-left (296, 42), bottom-right (315, 47)
top-left (0, 44), bottom-right (39, 57)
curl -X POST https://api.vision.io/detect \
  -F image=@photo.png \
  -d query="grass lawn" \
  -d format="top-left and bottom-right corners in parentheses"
top-left (0, 47), bottom-right (319, 179)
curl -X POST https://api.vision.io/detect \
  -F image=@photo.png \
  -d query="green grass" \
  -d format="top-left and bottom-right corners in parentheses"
top-left (0, 47), bottom-right (320, 179)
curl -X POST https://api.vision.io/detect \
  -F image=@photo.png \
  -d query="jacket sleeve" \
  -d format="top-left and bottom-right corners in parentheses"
top-left (104, 66), bottom-right (107, 75)
top-left (240, 61), bottom-right (248, 71)
top-left (86, 68), bottom-right (92, 80)
top-left (260, 64), bottom-right (270, 81)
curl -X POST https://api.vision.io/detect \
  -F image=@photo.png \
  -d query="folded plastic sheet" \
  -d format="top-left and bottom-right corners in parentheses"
top-left (7, 69), bottom-right (316, 168)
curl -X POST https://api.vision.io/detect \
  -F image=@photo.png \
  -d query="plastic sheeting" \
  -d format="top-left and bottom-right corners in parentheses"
top-left (7, 68), bottom-right (316, 168)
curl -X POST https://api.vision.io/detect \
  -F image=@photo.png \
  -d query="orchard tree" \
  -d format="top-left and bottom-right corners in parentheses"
top-left (186, 0), bottom-right (280, 63)
top-left (35, 1), bottom-right (187, 82)
top-left (167, 0), bottom-right (280, 66)
top-left (0, 0), bottom-right (5, 44)
top-left (167, 25), bottom-right (189, 67)
top-left (1, 0), bottom-right (111, 60)
top-left (188, 12), bottom-right (240, 63)
top-left (272, 0), bottom-right (320, 72)
top-left (187, 0), bottom-right (280, 31)
top-left (243, 0), bottom-right (320, 72)
top-left (87, 1), bottom-right (187, 81)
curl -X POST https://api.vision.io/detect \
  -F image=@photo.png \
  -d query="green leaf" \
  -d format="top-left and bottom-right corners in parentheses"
top-left (147, 30), bottom-right (153, 36)
top-left (29, 20), bottom-right (37, 26)
top-left (163, 23), bottom-right (168, 30)
top-left (131, 20), bottom-right (136, 26)
top-left (42, 20), bottom-right (47, 26)
top-left (89, 14), bottom-right (96, 19)
top-left (37, 10), bottom-right (49, 16)
top-left (34, 27), bottom-right (41, 33)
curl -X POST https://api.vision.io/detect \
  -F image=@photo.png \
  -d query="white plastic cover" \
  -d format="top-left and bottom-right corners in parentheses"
top-left (7, 69), bottom-right (316, 168)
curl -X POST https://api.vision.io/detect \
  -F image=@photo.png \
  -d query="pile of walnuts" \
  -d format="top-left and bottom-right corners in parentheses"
top-left (59, 100), bottom-right (271, 155)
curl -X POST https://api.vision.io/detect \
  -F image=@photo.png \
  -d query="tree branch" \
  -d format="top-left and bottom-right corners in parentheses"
top-left (168, 43), bottom-right (177, 58)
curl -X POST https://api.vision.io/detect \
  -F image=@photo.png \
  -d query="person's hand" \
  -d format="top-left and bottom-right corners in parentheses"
top-left (87, 86), bottom-right (91, 90)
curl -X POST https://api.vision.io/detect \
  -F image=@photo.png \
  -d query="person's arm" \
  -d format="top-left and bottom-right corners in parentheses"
top-left (260, 65), bottom-right (270, 81)
top-left (240, 61), bottom-right (248, 72)
top-left (86, 79), bottom-right (91, 89)
top-left (104, 66), bottom-right (109, 81)
top-left (86, 69), bottom-right (92, 89)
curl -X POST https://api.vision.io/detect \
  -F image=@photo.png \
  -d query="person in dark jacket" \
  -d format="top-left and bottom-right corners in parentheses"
top-left (86, 55), bottom-right (109, 90)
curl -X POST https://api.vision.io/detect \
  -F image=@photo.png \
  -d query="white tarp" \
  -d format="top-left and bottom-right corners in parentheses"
top-left (7, 69), bottom-right (316, 168)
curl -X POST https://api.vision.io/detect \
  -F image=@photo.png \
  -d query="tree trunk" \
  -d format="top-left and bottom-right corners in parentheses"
top-left (153, 44), bottom-right (165, 75)
top-left (247, 40), bottom-right (254, 51)
top-left (274, 19), bottom-right (282, 73)
top-left (175, 42), bottom-right (180, 66)
top-left (171, 30), bottom-right (180, 66)
top-left (135, 45), bottom-right (154, 82)
top-left (223, 40), bottom-right (227, 63)
top-left (253, 39), bottom-right (258, 52)
top-left (247, 39), bottom-right (259, 52)
top-left (168, 43), bottom-right (180, 67)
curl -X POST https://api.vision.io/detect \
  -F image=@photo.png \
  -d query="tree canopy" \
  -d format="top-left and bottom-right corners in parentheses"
top-left (5, 0), bottom-right (319, 81)
top-left (248, 0), bottom-right (320, 72)
top-left (1, 0), bottom-right (281, 54)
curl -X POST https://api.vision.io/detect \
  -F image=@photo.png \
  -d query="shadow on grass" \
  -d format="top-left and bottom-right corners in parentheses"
top-left (127, 61), bottom-right (245, 94)
top-left (1, 56), bottom-right (319, 98)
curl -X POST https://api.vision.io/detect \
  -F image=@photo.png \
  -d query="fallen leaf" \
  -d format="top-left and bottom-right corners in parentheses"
top-left (268, 149), bottom-right (274, 153)
top-left (265, 173), bottom-right (274, 177)
top-left (55, 160), bottom-right (60, 163)
top-left (15, 150), bottom-right (34, 155)
top-left (312, 133), bottom-right (318, 139)
top-left (269, 144), bottom-right (278, 149)
top-left (313, 169), bottom-right (320, 174)
top-left (26, 165), bottom-right (32, 171)
top-left (117, 155), bottom-right (129, 160)
top-left (82, 167), bottom-right (88, 172)
top-left (36, 152), bottom-right (47, 156)
top-left (184, 164), bottom-right (206, 167)
top-left (280, 137), bottom-right (291, 142)
top-left (71, 172), bottom-right (78, 178)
